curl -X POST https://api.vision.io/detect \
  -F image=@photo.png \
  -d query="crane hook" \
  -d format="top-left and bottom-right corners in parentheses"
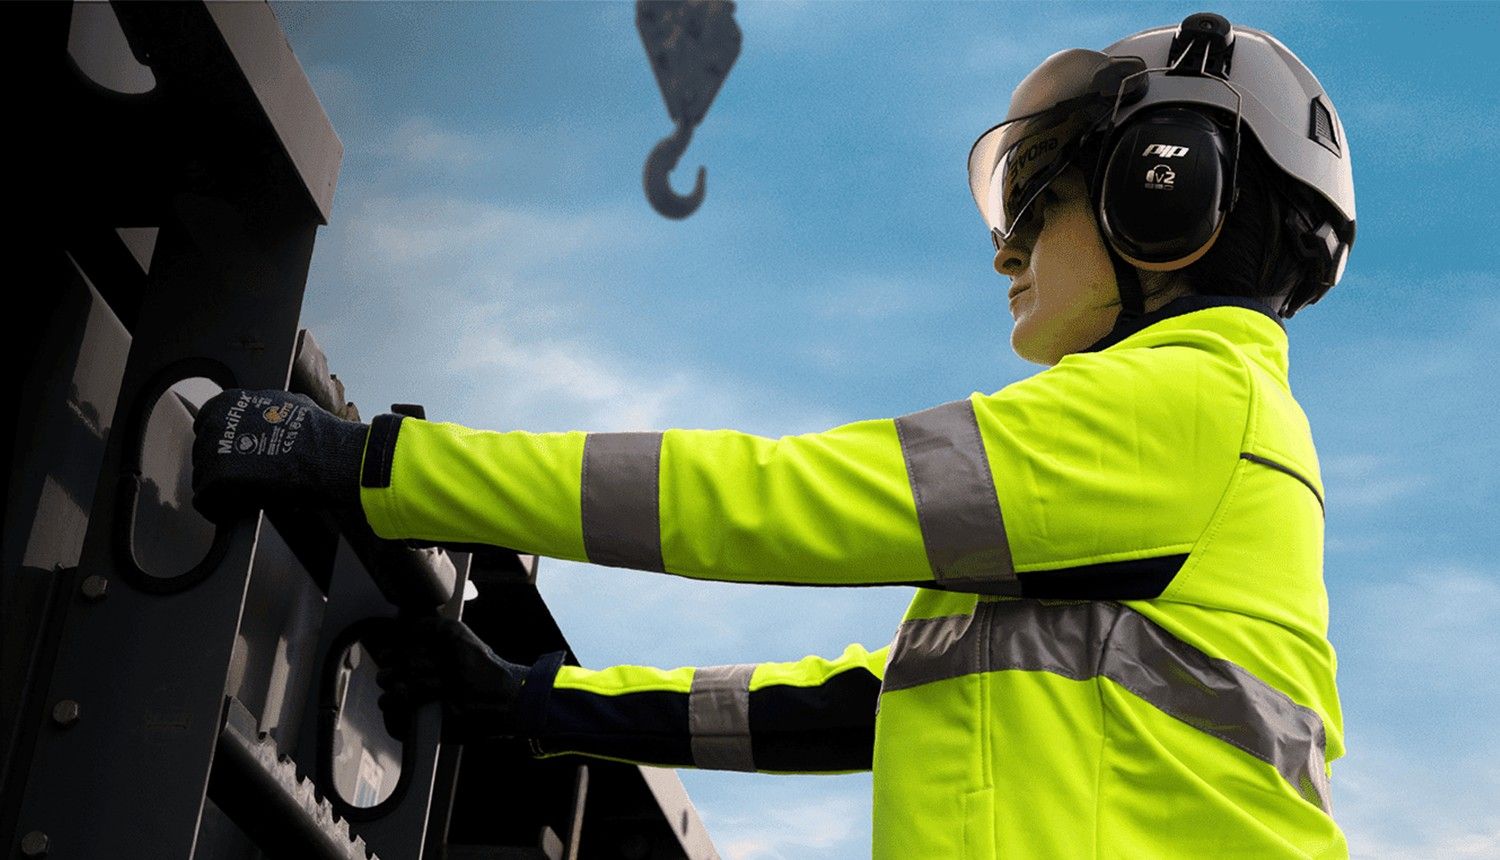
top-left (643, 120), bottom-right (706, 220)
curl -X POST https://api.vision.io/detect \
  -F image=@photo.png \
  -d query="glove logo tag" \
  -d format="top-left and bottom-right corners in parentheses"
top-left (216, 392), bottom-right (251, 454)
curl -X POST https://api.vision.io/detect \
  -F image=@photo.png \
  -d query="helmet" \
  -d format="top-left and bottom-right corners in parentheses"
top-left (968, 12), bottom-right (1356, 321)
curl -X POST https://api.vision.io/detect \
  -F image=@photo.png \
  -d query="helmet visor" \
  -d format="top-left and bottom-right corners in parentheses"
top-left (968, 50), bottom-right (1148, 246)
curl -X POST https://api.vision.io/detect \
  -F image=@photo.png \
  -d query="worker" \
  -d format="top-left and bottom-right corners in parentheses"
top-left (191, 13), bottom-right (1355, 858)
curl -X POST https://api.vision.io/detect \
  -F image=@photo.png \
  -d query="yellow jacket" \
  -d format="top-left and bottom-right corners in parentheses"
top-left (358, 294), bottom-right (1345, 858)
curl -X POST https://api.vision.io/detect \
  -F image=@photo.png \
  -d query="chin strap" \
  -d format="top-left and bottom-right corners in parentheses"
top-left (1078, 141), bottom-right (1146, 328)
top-left (1109, 248), bottom-right (1146, 324)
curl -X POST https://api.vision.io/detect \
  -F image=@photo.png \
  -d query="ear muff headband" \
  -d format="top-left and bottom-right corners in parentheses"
top-left (1096, 106), bottom-right (1239, 271)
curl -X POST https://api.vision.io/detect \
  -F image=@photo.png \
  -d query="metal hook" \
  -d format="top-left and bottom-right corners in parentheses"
top-left (643, 120), bottom-right (706, 220)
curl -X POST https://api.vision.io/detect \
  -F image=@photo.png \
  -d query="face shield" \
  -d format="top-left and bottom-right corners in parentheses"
top-left (968, 50), bottom-right (1149, 250)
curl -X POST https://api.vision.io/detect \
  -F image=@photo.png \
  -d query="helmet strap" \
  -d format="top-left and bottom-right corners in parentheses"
top-left (1079, 135), bottom-right (1147, 326)
top-left (1109, 248), bottom-right (1146, 323)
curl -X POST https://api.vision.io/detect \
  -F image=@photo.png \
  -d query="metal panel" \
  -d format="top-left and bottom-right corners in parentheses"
top-left (11, 192), bottom-right (321, 859)
top-left (10, 3), bottom-right (722, 857)
top-left (110, 0), bottom-right (343, 223)
top-left (292, 534), bottom-right (472, 859)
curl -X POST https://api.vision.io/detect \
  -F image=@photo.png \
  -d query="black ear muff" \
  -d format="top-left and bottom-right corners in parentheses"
top-left (1096, 107), bottom-right (1236, 271)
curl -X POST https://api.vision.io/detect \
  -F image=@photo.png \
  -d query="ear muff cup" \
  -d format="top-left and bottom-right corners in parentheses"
top-left (1096, 107), bottom-right (1236, 271)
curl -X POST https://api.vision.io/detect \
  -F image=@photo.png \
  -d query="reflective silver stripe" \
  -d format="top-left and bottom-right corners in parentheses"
top-left (581, 432), bottom-right (665, 572)
top-left (689, 664), bottom-right (756, 772)
top-left (883, 601), bottom-right (1332, 813)
top-left (894, 399), bottom-right (1015, 584)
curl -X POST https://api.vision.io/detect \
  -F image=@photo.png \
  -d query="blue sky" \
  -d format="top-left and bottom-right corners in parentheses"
top-left (267, 2), bottom-right (1500, 857)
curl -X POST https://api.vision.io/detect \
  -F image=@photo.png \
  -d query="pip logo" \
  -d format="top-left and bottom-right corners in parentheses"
top-left (1144, 164), bottom-right (1176, 190)
top-left (1141, 144), bottom-right (1190, 158)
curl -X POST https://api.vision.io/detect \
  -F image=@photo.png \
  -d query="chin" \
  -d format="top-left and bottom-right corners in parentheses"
top-left (1010, 329), bottom-right (1053, 367)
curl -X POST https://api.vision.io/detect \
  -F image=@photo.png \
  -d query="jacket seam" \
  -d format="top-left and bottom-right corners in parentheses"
top-left (1093, 604), bottom-right (1128, 860)
top-left (554, 680), bottom-right (695, 696)
top-left (1092, 680), bottom-right (1106, 860)
top-left (1247, 440), bottom-right (1315, 480)
top-left (979, 602), bottom-right (993, 792)
top-left (1160, 349), bottom-right (1257, 601)
top-left (579, 434), bottom-right (595, 564)
top-left (892, 415), bottom-right (933, 581)
top-left (1014, 542), bottom-right (1196, 572)
top-left (963, 396), bottom-right (1009, 584)
top-left (1240, 452), bottom-right (1326, 514)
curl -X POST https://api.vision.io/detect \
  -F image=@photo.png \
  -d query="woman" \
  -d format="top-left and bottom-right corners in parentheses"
top-left (192, 13), bottom-right (1356, 858)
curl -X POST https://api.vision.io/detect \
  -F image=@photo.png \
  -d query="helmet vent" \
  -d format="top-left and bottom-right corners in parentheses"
top-left (1309, 97), bottom-right (1340, 155)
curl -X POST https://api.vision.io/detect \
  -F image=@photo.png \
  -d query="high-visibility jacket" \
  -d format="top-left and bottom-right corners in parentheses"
top-left (358, 293), bottom-right (1346, 858)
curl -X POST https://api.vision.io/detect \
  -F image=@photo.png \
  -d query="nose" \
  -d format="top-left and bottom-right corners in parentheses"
top-left (991, 210), bottom-right (1040, 276)
top-left (993, 232), bottom-right (1029, 276)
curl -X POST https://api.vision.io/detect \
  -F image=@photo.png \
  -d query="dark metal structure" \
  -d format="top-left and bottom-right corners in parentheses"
top-left (5, 3), bottom-right (718, 857)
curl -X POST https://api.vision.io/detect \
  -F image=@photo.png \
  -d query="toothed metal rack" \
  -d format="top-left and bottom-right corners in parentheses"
top-left (5, 3), bottom-right (717, 858)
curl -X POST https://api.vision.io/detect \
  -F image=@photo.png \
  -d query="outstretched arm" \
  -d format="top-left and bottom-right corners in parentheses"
top-left (514, 642), bottom-right (889, 774)
top-left (356, 341), bottom-right (1247, 595)
top-left (192, 337), bottom-right (1248, 595)
top-left (367, 616), bottom-right (885, 772)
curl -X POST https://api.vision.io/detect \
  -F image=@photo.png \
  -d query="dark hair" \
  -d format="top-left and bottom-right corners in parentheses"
top-left (1172, 128), bottom-right (1320, 318)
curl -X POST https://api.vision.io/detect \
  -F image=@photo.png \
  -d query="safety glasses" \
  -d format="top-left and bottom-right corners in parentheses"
top-left (976, 101), bottom-right (1111, 251)
top-left (968, 50), bottom-right (1149, 250)
top-left (969, 42), bottom-right (1249, 254)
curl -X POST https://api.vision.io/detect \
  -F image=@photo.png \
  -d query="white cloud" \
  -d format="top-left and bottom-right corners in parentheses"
top-left (711, 791), bottom-right (864, 859)
top-left (959, 9), bottom-right (1140, 75)
top-left (340, 191), bottom-right (616, 271)
top-left (379, 116), bottom-right (487, 168)
top-left (810, 274), bottom-right (925, 321)
top-left (299, 61), bottom-right (365, 130)
top-left (1321, 452), bottom-right (1432, 509)
top-left (1332, 563), bottom-right (1500, 856)
top-left (533, 557), bottom-right (907, 672)
top-left (447, 311), bottom-right (701, 431)
top-left (1340, 92), bottom-right (1500, 164)
top-left (1338, 732), bottom-right (1500, 860)
top-left (307, 183), bottom-right (850, 437)
top-left (437, 287), bottom-right (851, 435)
top-left (1340, 564), bottom-right (1500, 674)
top-left (1324, 533), bottom-right (1386, 554)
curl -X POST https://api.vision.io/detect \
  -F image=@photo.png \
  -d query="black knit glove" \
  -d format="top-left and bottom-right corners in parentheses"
top-left (364, 616), bottom-right (530, 743)
top-left (190, 388), bottom-right (369, 524)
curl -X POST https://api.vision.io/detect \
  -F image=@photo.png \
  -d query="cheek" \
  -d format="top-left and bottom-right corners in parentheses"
top-left (1033, 208), bottom-right (1115, 298)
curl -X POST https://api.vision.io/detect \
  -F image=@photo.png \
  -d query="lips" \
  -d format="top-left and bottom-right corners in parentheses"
top-left (1008, 282), bottom-right (1032, 301)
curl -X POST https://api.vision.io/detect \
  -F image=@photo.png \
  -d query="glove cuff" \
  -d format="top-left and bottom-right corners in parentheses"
top-left (318, 417), bottom-right (373, 508)
top-left (358, 413), bottom-right (406, 492)
top-left (515, 650), bottom-right (569, 741)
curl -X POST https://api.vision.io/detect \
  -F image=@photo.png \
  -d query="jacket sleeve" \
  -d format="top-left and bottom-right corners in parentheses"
top-left (511, 643), bottom-right (888, 774)
top-left (356, 342), bottom-right (1247, 595)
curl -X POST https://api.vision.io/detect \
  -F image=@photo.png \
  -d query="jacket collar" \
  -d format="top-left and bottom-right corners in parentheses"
top-left (1080, 294), bottom-right (1287, 354)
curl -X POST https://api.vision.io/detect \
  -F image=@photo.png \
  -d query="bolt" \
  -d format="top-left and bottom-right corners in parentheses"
top-left (80, 575), bottom-right (109, 601)
top-left (20, 830), bottom-right (48, 856)
top-left (51, 700), bottom-right (81, 728)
